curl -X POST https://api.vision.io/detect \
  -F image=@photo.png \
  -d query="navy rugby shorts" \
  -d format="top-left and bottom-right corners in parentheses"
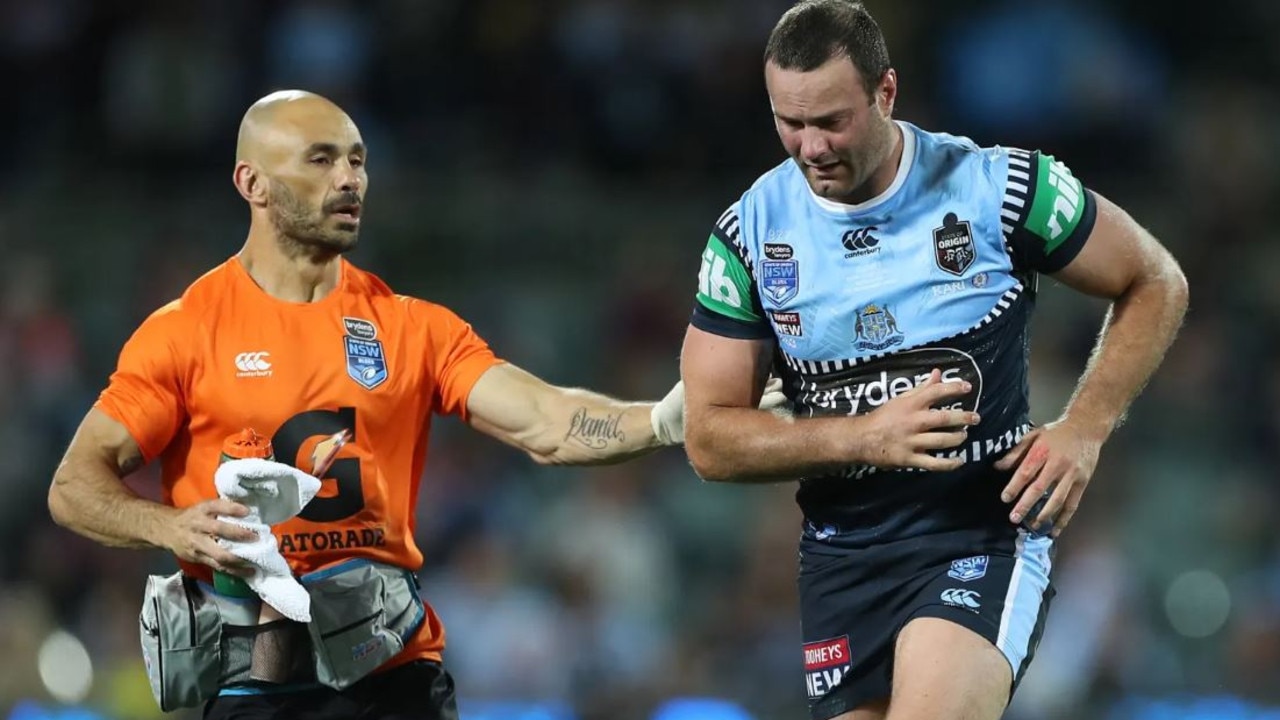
top-left (799, 527), bottom-right (1055, 720)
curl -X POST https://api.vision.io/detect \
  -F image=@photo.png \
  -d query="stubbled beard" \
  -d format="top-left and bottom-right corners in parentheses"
top-left (268, 181), bottom-right (358, 257)
top-left (809, 118), bottom-right (895, 202)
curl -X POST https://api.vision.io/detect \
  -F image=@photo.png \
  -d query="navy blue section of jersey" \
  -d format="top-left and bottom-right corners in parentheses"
top-left (780, 291), bottom-right (1035, 547)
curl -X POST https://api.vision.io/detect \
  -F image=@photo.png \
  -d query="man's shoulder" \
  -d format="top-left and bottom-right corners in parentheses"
top-left (899, 122), bottom-right (1024, 206)
top-left (340, 263), bottom-right (459, 321)
top-left (134, 259), bottom-right (237, 334)
top-left (340, 259), bottom-right (397, 298)
top-left (729, 159), bottom-right (809, 232)
top-left (740, 158), bottom-right (802, 204)
top-left (905, 122), bottom-right (1004, 170)
top-left (164, 256), bottom-right (254, 310)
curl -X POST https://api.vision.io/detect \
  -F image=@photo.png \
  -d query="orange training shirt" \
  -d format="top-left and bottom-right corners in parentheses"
top-left (95, 255), bottom-right (502, 665)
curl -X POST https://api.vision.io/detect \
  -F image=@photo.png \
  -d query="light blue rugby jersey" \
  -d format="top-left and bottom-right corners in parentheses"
top-left (691, 121), bottom-right (1096, 545)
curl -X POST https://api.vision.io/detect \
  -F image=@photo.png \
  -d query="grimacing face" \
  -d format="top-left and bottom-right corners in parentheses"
top-left (765, 56), bottom-right (896, 202)
top-left (265, 118), bottom-right (367, 255)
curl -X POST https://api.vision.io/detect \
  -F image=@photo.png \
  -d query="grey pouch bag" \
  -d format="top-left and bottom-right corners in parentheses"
top-left (139, 572), bottom-right (224, 710)
top-left (301, 560), bottom-right (425, 690)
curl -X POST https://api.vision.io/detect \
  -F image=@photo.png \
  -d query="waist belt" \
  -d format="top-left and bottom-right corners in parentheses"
top-left (140, 559), bottom-right (426, 711)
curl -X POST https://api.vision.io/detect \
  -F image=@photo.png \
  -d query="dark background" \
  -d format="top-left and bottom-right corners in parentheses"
top-left (2, 1), bottom-right (1278, 718)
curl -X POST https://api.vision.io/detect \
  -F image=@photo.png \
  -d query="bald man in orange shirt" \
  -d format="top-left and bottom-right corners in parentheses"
top-left (48, 90), bottom-right (753, 720)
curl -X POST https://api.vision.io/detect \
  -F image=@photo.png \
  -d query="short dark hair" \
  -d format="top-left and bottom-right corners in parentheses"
top-left (764, 0), bottom-right (891, 95)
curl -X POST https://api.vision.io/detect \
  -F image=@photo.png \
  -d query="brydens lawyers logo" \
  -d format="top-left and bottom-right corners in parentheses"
top-left (234, 351), bottom-right (272, 378)
top-left (803, 635), bottom-right (852, 699)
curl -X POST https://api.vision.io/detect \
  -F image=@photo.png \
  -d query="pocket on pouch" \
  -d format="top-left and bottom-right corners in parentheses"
top-left (303, 562), bottom-right (404, 690)
top-left (139, 573), bottom-right (223, 711)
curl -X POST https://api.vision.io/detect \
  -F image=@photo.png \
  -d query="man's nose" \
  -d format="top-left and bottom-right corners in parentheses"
top-left (335, 163), bottom-right (362, 193)
top-left (800, 128), bottom-right (832, 163)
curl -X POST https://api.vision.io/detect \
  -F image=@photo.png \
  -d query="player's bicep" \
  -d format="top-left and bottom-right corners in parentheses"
top-left (1049, 191), bottom-right (1169, 299)
top-left (680, 325), bottom-right (774, 417)
top-left (59, 407), bottom-right (147, 481)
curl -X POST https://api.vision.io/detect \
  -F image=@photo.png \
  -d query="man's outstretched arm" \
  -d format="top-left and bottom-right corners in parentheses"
top-left (464, 362), bottom-right (695, 465)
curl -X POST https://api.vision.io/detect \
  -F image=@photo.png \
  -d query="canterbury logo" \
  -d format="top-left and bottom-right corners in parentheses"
top-left (940, 588), bottom-right (981, 609)
top-left (841, 226), bottom-right (880, 253)
top-left (234, 352), bottom-right (272, 373)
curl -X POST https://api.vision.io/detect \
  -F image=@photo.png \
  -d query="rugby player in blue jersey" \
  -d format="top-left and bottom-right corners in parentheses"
top-left (679, 2), bottom-right (1188, 719)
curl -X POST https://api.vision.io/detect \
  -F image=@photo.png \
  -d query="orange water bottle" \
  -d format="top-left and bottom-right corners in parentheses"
top-left (213, 428), bottom-right (274, 599)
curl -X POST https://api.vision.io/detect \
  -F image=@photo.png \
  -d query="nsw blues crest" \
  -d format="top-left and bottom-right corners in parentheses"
top-left (947, 555), bottom-right (988, 582)
top-left (761, 260), bottom-right (799, 306)
top-left (344, 318), bottom-right (388, 390)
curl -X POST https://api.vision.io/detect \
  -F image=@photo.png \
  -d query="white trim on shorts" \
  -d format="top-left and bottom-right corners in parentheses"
top-left (995, 529), bottom-right (1053, 676)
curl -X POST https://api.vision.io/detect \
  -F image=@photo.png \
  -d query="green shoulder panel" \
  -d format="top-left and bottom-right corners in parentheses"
top-left (695, 234), bottom-right (762, 323)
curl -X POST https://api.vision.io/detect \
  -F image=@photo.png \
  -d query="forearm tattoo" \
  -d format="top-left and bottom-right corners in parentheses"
top-left (565, 407), bottom-right (627, 450)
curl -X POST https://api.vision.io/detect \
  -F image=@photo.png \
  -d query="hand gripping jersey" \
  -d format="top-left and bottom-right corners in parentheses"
top-left (97, 257), bottom-right (502, 664)
top-left (692, 122), bottom-right (1096, 546)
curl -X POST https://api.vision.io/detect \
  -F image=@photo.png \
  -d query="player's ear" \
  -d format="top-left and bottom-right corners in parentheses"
top-left (232, 162), bottom-right (268, 207)
top-left (877, 68), bottom-right (897, 117)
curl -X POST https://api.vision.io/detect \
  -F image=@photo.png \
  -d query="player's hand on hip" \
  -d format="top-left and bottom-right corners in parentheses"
top-left (862, 369), bottom-right (979, 471)
top-left (995, 420), bottom-right (1102, 537)
top-left (160, 499), bottom-right (259, 577)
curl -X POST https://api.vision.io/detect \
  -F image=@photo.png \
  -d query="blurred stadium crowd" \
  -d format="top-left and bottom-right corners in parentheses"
top-left (2, 0), bottom-right (1279, 718)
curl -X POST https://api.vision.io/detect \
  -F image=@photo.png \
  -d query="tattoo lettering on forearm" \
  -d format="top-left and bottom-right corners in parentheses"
top-left (565, 408), bottom-right (627, 449)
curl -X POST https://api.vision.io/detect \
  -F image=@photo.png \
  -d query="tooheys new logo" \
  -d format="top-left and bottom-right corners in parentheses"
top-left (803, 636), bottom-right (852, 699)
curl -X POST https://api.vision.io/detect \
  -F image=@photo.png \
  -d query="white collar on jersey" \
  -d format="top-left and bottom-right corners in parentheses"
top-left (808, 120), bottom-right (917, 214)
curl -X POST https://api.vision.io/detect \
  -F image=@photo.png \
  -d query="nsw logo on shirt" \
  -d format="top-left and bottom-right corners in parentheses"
top-left (344, 317), bottom-right (388, 390)
top-left (761, 260), bottom-right (799, 306)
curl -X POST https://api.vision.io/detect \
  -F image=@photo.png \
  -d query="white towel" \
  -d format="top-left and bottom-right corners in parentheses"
top-left (213, 458), bottom-right (322, 622)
